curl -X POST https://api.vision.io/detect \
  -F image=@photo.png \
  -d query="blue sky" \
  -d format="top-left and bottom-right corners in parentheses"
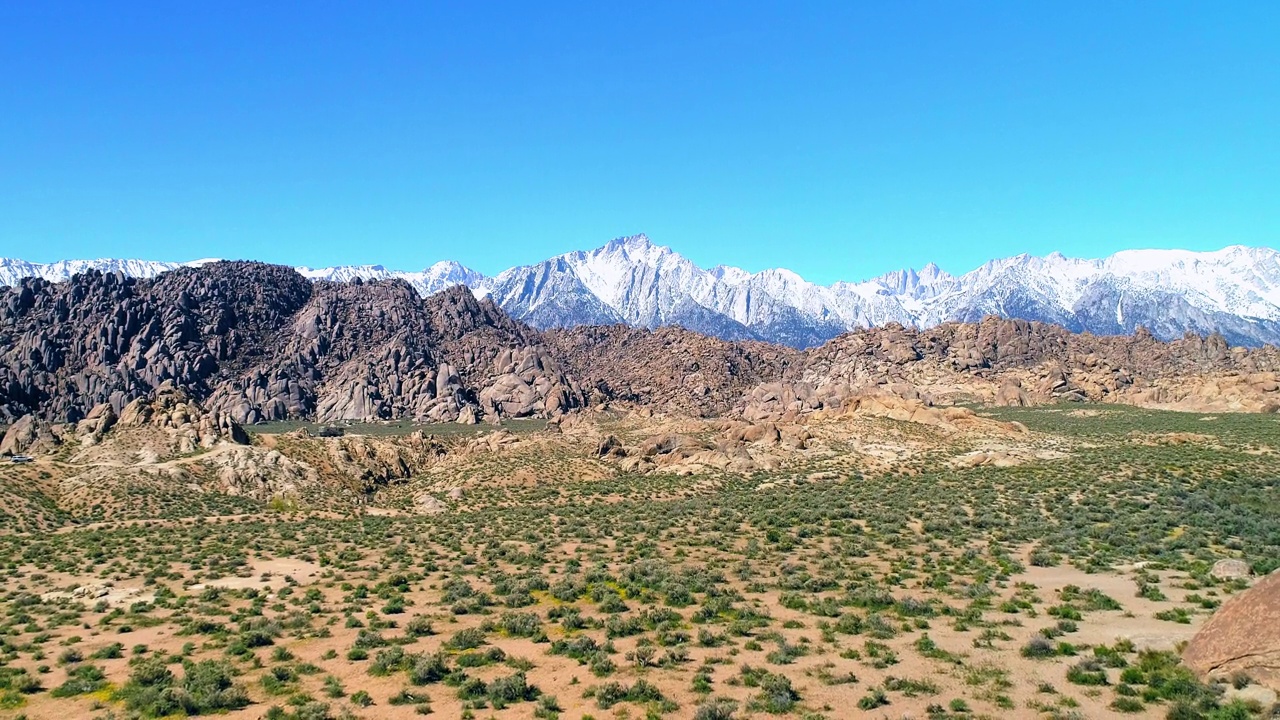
top-left (1, 2), bottom-right (1276, 284)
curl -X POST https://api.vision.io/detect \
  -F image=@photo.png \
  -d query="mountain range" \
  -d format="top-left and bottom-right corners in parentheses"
top-left (3, 235), bottom-right (1279, 348)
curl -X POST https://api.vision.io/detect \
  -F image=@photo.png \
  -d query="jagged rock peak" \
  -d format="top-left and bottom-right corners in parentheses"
top-left (4, 239), bottom-right (1280, 348)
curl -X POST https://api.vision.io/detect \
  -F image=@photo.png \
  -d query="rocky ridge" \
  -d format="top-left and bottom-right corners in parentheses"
top-left (0, 264), bottom-right (582, 430)
top-left (7, 238), bottom-right (1280, 348)
top-left (1, 262), bottom-right (1278, 456)
top-left (738, 318), bottom-right (1280, 421)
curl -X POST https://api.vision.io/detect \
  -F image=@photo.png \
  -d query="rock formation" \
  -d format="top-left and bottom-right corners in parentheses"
top-left (542, 325), bottom-right (800, 416)
top-left (1183, 570), bottom-right (1280, 692)
top-left (0, 265), bottom-right (583, 431)
top-left (1, 262), bottom-right (1277, 448)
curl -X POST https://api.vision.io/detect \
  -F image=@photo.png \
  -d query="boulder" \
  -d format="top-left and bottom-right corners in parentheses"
top-left (995, 380), bottom-right (1031, 407)
top-left (0, 414), bottom-right (39, 455)
top-left (415, 494), bottom-right (446, 514)
top-left (596, 435), bottom-right (626, 458)
top-left (1183, 570), bottom-right (1280, 691)
top-left (1210, 559), bottom-right (1252, 581)
top-left (457, 405), bottom-right (479, 425)
top-left (740, 422), bottom-right (781, 445)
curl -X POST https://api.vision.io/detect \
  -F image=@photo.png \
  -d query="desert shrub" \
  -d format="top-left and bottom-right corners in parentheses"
top-left (1110, 696), bottom-right (1145, 713)
top-left (408, 652), bottom-right (450, 685)
top-left (90, 642), bottom-right (124, 659)
top-left (589, 679), bottom-right (667, 709)
top-left (693, 698), bottom-right (738, 720)
top-left (1066, 659), bottom-right (1108, 686)
top-left (1021, 634), bottom-right (1056, 658)
top-left (1060, 585), bottom-right (1122, 611)
top-left (751, 672), bottom-right (800, 713)
top-left (370, 646), bottom-right (409, 675)
top-left (488, 671), bottom-right (539, 708)
top-left (496, 611), bottom-right (542, 638)
top-left (549, 636), bottom-right (600, 662)
top-left (405, 615), bottom-right (434, 637)
top-left (389, 688), bottom-right (430, 705)
top-left (445, 627), bottom-right (487, 650)
top-left (50, 664), bottom-right (107, 698)
top-left (858, 687), bottom-right (889, 710)
top-left (116, 658), bottom-right (249, 716)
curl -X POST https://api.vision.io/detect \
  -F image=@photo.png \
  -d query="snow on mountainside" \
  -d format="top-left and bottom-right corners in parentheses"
top-left (0, 257), bottom-right (219, 286)
top-left (298, 260), bottom-right (483, 296)
top-left (3, 237), bottom-right (1279, 347)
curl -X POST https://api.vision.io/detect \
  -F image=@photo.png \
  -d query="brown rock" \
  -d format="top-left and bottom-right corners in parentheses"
top-left (1183, 570), bottom-right (1280, 691)
top-left (596, 435), bottom-right (626, 458)
top-left (995, 380), bottom-right (1030, 407)
top-left (740, 423), bottom-right (781, 445)
top-left (0, 414), bottom-right (39, 455)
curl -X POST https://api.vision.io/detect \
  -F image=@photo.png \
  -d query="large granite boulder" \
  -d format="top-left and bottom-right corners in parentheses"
top-left (1183, 570), bottom-right (1280, 691)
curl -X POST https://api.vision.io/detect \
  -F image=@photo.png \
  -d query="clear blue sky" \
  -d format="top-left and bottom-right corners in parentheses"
top-left (1, 2), bottom-right (1276, 283)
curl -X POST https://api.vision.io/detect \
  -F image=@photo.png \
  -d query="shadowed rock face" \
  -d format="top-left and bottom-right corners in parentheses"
top-left (1183, 570), bottom-right (1280, 692)
top-left (0, 264), bottom-right (581, 426)
top-left (0, 262), bottom-right (312, 424)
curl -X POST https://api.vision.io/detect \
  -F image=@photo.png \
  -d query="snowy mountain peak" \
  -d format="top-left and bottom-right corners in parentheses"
top-left (3, 240), bottom-right (1278, 348)
top-left (423, 260), bottom-right (484, 285)
top-left (0, 257), bottom-right (216, 286)
top-left (709, 265), bottom-right (753, 284)
top-left (862, 263), bottom-right (953, 299)
top-left (604, 233), bottom-right (654, 252)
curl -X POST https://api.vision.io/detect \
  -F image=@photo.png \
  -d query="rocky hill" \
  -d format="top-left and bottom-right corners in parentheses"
top-left (1, 261), bottom-right (1278, 452)
top-left (541, 324), bottom-right (801, 416)
top-left (0, 263), bottom-right (581, 430)
top-left (742, 317), bottom-right (1280, 420)
top-left (7, 236), bottom-right (1280, 348)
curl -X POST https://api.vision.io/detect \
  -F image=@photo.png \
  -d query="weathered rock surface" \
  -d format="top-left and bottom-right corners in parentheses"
top-left (119, 381), bottom-right (249, 448)
top-left (739, 317), bottom-right (1280, 421)
top-left (1183, 570), bottom-right (1280, 691)
top-left (0, 265), bottom-right (582, 432)
top-left (0, 263), bottom-right (312, 425)
top-left (0, 414), bottom-right (45, 455)
top-left (541, 325), bottom-right (799, 417)
top-left (1210, 559), bottom-right (1253, 581)
top-left (1, 263), bottom-right (1276, 447)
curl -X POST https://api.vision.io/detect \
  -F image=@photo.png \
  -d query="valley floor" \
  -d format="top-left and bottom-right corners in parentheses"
top-left (1, 405), bottom-right (1277, 719)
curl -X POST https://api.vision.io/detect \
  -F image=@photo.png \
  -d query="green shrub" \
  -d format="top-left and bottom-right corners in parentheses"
top-left (50, 664), bottom-right (107, 698)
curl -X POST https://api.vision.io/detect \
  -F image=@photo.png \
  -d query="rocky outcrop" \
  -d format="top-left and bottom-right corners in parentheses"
top-left (113, 381), bottom-right (250, 450)
top-left (0, 263), bottom-right (312, 424)
top-left (207, 446), bottom-right (316, 499)
top-left (735, 317), bottom-right (1280, 422)
top-left (543, 325), bottom-right (800, 416)
top-left (1210, 559), bottom-right (1253, 581)
top-left (0, 414), bottom-right (49, 455)
top-left (1183, 570), bottom-right (1280, 692)
top-left (208, 279), bottom-right (457, 423)
top-left (995, 380), bottom-right (1031, 407)
top-left (0, 266), bottom-right (583, 429)
top-left (587, 421), bottom-right (811, 477)
top-left (2, 263), bottom-right (1276, 436)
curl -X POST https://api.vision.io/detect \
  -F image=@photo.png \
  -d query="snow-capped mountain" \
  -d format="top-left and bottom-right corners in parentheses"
top-left (478, 235), bottom-right (1279, 347)
top-left (923, 246), bottom-right (1280, 345)
top-left (3, 237), bottom-right (1279, 347)
top-left (298, 260), bottom-right (483, 296)
top-left (0, 257), bottom-right (220, 286)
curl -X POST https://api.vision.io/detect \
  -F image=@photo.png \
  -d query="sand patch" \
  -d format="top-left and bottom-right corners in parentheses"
top-left (190, 556), bottom-right (324, 591)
